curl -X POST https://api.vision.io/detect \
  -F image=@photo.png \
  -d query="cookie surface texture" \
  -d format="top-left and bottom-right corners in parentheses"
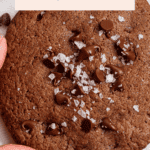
top-left (0, 0), bottom-right (150, 149)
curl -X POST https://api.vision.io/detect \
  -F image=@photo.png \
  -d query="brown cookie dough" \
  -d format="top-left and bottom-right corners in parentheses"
top-left (0, 0), bottom-right (150, 149)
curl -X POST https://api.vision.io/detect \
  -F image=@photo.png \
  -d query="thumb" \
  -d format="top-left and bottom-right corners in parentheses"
top-left (0, 33), bottom-right (7, 69)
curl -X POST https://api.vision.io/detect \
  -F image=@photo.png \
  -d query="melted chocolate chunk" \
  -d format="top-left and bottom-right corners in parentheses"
top-left (100, 20), bottom-right (113, 31)
top-left (55, 93), bottom-right (70, 105)
top-left (43, 58), bottom-right (55, 69)
top-left (100, 117), bottom-right (117, 131)
top-left (81, 119), bottom-right (92, 133)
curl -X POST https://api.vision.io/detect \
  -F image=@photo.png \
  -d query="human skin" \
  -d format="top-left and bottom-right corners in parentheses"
top-left (0, 33), bottom-right (7, 69)
top-left (0, 34), bottom-right (35, 150)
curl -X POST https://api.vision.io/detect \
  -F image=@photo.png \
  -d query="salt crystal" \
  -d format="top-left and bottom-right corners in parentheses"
top-left (133, 105), bottom-right (139, 112)
top-left (118, 15), bottom-right (125, 22)
top-left (72, 116), bottom-right (77, 122)
top-left (138, 34), bottom-right (143, 40)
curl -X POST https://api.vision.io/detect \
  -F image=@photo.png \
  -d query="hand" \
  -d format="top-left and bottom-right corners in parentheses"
top-left (0, 33), bottom-right (7, 69)
top-left (0, 144), bottom-right (35, 150)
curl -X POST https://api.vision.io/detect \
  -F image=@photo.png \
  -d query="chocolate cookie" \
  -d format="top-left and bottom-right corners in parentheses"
top-left (0, 0), bottom-right (150, 149)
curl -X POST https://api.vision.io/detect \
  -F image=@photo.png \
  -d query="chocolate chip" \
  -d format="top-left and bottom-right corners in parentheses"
top-left (100, 117), bottom-right (117, 131)
top-left (122, 51), bottom-right (136, 61)
top-left (105, 64), bottom-right (124, 77)
top-left (117, 38), bottom-right (130, 51)
top-left (1, 13), bottom-right (11, 26)
top-left (73, 84), bottom-right (85, 96)
top-left (111, 79), bottom-right (124, 92)
top-left (56, 63), bottom-right (65, 73)
top-left (43, 58), bottom-right (55, 69)
top-left (100, 20), bottom-right (113, 31)
top-left (81, 118), bottom-right (92, 133)
top-left (77, 48), bottom-right (89, 62)
top-left (53, 72), bottom-right (63, 86)
top-left (37, 13), bottom-right (43, 21)
top-left (22, 120), bottom-right (37, 133)
top-left (69, 33), bottom-right (82, 42)
top-left (65, 69), bottom-right (73, 79)
top-left (93, 69), bottom-right (105, 82)
top-left (55, 93), bottom-right (70, 105)
top-left (46, 123), bottom-right (60, 136)
top-left (82, 45), bottom-right (100, 55)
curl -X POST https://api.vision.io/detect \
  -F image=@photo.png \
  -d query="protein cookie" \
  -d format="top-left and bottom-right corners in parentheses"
top-left (0, 0), bottom-right (150, 149)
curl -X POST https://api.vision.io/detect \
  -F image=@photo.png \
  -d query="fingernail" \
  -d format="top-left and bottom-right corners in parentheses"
top-left (0, 33), bottom-right (7, 69)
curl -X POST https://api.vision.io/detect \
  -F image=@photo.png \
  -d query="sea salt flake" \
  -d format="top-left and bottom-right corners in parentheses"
top-left (69, 64), bottom-right (74, 71)
top-left (122, 48), bottom-right (127, 51)
top-left (80, 100), bottom-right (85, 108)
top-left (99, 30), bottom-right (103, 36)
top-left (77, 109), bottom-right (86, 118)
top-left (48, 73), bottom-right (55, 80)
top-left (47, 46), bottom-right (52, 51)
top-left (106, 107), bottom-right (110, 112)
top-left (61, 122), bottom-right (67, 127)
top-left (41, 11), bottom-right (45, 16)
top-left (111, 35), bottom-right (120, 41)
top-left (93, 88), bottom-right (99, 94)
top-left (99, 64), bottom-right (105, 71)
top-left (133, 105), bottom-right (139, 112)
top-left (82, 86), bottom-right (89, 92)
top-left (74, 100), bottom-right (80, 107)
top-left (63, 22), bottom-right (65, 24)
top-left (101, 54), bottom-right (107, 63)
top-left (74, 41), bottom-right (86, 49)
top-left (99, 93), bottom-right (103, 99)
top-left (40, 130), bottom-right (45, 134)
top-left (74, 65), bottom-right (82, 78)
top-left (90, 15), bottom-right (94, 19)
top-left (88, 80), bottom-right (96, 86)
top-left (17, 88), bottom-right (20, 91)
top-left (50, 123), bottom-right (56, 129)
top-left (117, 40), bottom-right (120, 45)
top-left (136, 44), bottom-right (139, 48)
top-left (33, 106), bottom-right (36, 109)
top-left (124, 43), bottom-right (130, 49)
top-left (71, 89), bottom-right (76, 94)
top-left (54, 88), bottom-right (60, 95)
top-left (43, 54), bottom-right (49, 59)
top-left (72, 116), bottom-right (77, 122)
top-left (138, 34), bottom-right (143, 40)
top-left (105, 74), bottom-right (116, 83)
top-left (118, 15), bottom-right (125, 22)
top-left (90, 118), bottom-right (96, 123)
top-left (113, 56), bottom-right (117, 60)
top-left (89, 56), bottom-right (94, 61)
top-left (86, 110), bottom-right (90, 116)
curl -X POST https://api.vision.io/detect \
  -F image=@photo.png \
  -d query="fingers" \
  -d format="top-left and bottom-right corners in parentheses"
top-left (0, 144), bottom-right (35, 150)
top-left (0, 33), bottom-right (7, 69)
